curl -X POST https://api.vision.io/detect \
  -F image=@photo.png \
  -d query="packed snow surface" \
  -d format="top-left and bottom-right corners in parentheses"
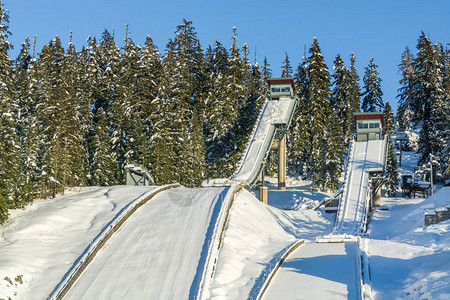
top-left (0, 186), bottom-right (161, 300)
top-left (263, 242), bottom-right (360, 300)
top-left (66, 186), bottom-right (228, 299)
top-left (365, 187), bottom-right (450, 299)
top-left (335, 139), bottom-right (385, 235)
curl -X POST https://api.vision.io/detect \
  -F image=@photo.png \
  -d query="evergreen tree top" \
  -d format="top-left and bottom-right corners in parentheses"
top-left (281, 52), bottom-right (293, 77)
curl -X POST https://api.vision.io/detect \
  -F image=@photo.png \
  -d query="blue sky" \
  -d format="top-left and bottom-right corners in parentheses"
top-left (6, 0), bottom-right (449, 110)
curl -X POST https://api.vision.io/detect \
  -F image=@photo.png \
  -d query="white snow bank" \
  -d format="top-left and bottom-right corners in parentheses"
top-left (209, 188), bottom-right (333, 299)
top-left (365, 187), bottom-right (450, 299)
top-left (0, 186), bottom-right (160, 300)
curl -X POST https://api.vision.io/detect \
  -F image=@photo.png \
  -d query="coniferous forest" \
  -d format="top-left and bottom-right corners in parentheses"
top-left (0, 2), bottom-right (448, 224)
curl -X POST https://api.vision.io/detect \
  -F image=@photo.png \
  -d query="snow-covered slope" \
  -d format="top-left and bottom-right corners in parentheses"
top-left (365, 187), bottom-right (450, 299)
top-left (65, 186), bottom-right (229, 300)
top-left (0, 186), bottom-right (161, 300)
top-left (209, 188), bottom-right (333, 299)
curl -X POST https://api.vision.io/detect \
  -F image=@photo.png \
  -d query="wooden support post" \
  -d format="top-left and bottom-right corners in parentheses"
top-left (259, 186), bottom-right (268, 204)
top-left (278, 134), bottom-right (286, 190)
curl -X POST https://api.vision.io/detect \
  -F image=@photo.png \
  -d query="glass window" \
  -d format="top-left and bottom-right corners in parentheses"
top-left (281, 87), bottom-right (291, 93)
top-left (369, 123), bottom-right (380, 128)
top-left (271, 87), bottom-right (280, 93)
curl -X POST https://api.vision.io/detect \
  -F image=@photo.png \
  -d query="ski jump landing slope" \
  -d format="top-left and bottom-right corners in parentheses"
top-left (65, 186), bottom-right (230, 300)
top-left (262, 243), bottom-right (361, 300)
top-left (203, 97), bottom-right (296, 188)
top-left (334, 139), bottom-right (386, 236)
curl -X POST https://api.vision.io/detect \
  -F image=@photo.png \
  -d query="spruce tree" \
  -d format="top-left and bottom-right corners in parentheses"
top-left (361, 58), bottom-right (384, 112)
top-left (331, 54), bottom-right (353, 142)
top-left (385, 137), bottom-right (399, 197)
top-left (0, 0), bottom-right (17, 221)
top-left (13, 38), bottom-right (41, 204)
top-left (383, 100), bottom-right (395, 136)
top-left (349, 53), bottom-right (361, 115)
top-left (288, 52), bottom-right (310, 176)
top-left (325, 111), bottom-right (344, 192)
top-left (396, 47), bottom-right (415, 132)
top-left (411, 33), bottom-right (448, 167)
top-left (138, 35), bottom-right (163, 174)
top-left (159, 20), bottom-right (206, 186)
top-left (203, 42), bottom-right (231, 177)
top-left (307, 38), bottom-right (334, 189)
top-left (281, 52), bottom-right (293, 77)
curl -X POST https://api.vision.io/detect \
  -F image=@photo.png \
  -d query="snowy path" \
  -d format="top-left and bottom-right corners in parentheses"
top-left (262, 242), bottom-right (361, 300)
top-left (65, 186), bottom-right (228, 300)
top-left (335, 140), bottom-right (385, 235)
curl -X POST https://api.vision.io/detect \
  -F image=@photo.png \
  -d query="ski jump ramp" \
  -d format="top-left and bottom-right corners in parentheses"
top-left (52, 97), bottom-right (297, 299)
top-left (203, 97), bottom-right (296, 188)
top-left (333, 138), bottom-right (386, 236)
top-left (64, 186), bottom-right (232, 299)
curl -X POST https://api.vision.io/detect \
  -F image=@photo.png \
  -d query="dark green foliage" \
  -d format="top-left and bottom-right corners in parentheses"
top-left (361, 58), bottom-right (384, 112)
top-left (288, 53), bottom-right (310, 176)
top-left (0, 2), bottom-right (18, 222)
top-left (281, 52), bottom-right (293, 77)
top-left (349, 53), bottom-right (361, 115)
top-left (306, 38), bottom-right (337, 190)
top-left (385, 137), bottom-right (399, 197)
top-left (410, 33), bottom-right (448, 169)
top-left (331, 54), bottom-right (354, 142)
top-left (396, 47), bottom-right (415, 132)
top-left (383, 100), bottom-right (395, 136)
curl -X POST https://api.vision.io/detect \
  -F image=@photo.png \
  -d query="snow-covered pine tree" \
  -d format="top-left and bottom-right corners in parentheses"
top-left (288, 52), bottom-right (310, 176)
top-left (88, 107), bottom-right (119, 186)
top-left (13, 38), bottom-right (42, 204)
top-left (325, 111), bottom-right (344, 192)
top-left (281, 52), bottom-right (293, 77)
top-left (385, 136), bottom-right (399, 197)
top-left (225, 27), bottom-right (248, 171)
top-left (383, 100), bottom-right (395, 136)
top-left (159, 20), bottom-right (207, 186)
top-left (83, 36), bottom-right (119, 186)
top-left (396, 47), bottom-right (415, 132)
top-left (331, 54), bottom-right (353, 142)
top-left (203, 42), bottom-right (230, 177)
top-left (307, 38), bottom-right (334, 190)
top-left (138, 35), bottom-right (163, 175)
top-left (361, 58), bottom-right (384, 112)
top-left (261, 57), bottom-right (272, 99)
top-left (115, 28), bottom-right (147, 170)
top-left (35, 36), bottom-right (86, 195)
top-left (63, 36), bottom-right (90, 187)
top-left (349, 53), bottom-right (361, 115)
top-left (0, 0), bottom-right (18, 221)
top-left (411, 33), bottom-right (448, 167)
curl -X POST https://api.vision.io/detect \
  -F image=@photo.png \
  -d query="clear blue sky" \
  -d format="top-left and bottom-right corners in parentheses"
top-left (6, 0), bottom-right (449, 110)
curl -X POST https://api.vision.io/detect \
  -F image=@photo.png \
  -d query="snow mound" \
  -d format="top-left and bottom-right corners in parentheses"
top-left (0, 186), bottom-right (160, 300)
top-left (209, 188), bottom-right (333, 299)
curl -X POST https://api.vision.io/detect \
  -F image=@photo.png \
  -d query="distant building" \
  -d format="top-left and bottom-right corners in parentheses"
top-left (267, 77), bottom-right (295, 100)
top-left (353, 112), bottom-right (384, 141)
